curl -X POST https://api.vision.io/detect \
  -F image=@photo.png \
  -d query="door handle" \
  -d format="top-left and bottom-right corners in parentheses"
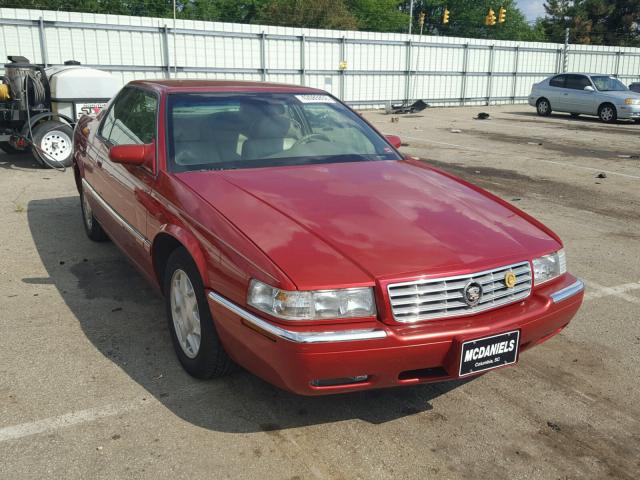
top-left (97, 158), bottom-right (103, 167)
top-left (563, 93), bottom-right (568, 96)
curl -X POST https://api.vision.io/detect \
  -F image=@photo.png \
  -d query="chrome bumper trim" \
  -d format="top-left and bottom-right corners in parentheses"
top-left (207, 291), bottom-right (387, 344)
top-left (550, 279), bottom-right (585, 303)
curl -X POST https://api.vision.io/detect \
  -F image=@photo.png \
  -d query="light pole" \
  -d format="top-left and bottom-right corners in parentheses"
top-left (408, 0), bottom-right (414, 35)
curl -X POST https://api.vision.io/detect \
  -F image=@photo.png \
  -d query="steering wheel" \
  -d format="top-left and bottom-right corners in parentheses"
top-left (291, 133), bottom-right (331, 148)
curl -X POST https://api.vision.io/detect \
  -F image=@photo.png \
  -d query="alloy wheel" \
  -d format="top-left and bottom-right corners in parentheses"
top-left (82, 191), bottom-right (93, 229)
top-left (170, 269), bottom-right (202, 359)
top-left (600, 106), bottom-right (614, 122)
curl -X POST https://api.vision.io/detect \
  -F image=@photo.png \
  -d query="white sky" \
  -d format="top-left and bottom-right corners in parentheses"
top-left (516, 0), bottom-right (546, 21)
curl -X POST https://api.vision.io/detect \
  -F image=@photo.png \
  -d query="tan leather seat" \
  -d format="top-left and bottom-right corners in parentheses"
top-left (174, 116), bottom-right (220, 165)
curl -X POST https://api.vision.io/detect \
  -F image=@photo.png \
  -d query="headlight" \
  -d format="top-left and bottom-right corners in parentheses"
top-left (624, 98), bottom-right (640, 105)
top-left (247, 279), bottom-right (376, 321)
top-left (532, 249), bottom-right (567, 284)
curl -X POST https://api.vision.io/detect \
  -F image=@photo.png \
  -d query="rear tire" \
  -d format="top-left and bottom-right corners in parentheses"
top-left (536, 98), bottom-right (551, 117)
top-left (31, 120), bottom-right (74, 168)
top-left (598, 103), bottom-right (617, 123)
top-left (164, 247), bottom-right (233, 379)
top-left (80, 187), bottom-right (109, 242)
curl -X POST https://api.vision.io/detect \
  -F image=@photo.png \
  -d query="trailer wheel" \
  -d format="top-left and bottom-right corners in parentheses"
top-left (31, 121), bottom-right (74, 168)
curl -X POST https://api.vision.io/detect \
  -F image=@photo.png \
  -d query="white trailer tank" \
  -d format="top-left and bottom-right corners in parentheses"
top-left (46, 66), bottom-right (121, 121)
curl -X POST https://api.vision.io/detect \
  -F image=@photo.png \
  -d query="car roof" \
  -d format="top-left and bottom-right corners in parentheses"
top-left (552, 73), bottom-right (612, 77)
top-left (129, 79), bottom-right (326, 95)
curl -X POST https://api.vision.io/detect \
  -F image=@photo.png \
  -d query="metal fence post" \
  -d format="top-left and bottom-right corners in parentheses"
top-left (486, 45), bottom-right (495, 105)
top-left (340, 36), bottom-right (346, 100)
top-left (38, 17), bottom-right (48, 67)
top-left (511, 46), bottom-right (519, 104)
top-left (404, 40), bottom-right (412, 103)
top-left (562, 27), bottom-right (569, 73)
top-left (162, 25), bottom-right (171, 79)
top-left (300, 35), bottom-right (305, 86)
top-left (260, 32), bottom-right (267, 81)
top-left (460, 43), bottom-right (469, 106)
top-left (614, 51), bottom-right (622, 77)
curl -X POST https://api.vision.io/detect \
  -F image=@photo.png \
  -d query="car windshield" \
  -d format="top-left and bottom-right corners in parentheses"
top-left (591, 76), bottom-right (628, 92)
top-left (166, 92), bottom-right (402, 171)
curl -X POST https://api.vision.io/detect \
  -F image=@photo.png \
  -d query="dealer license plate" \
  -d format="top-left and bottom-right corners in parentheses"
top-left (75, 102), bottom-right (107, 120)
top-left (459, 330), bottom-right (520, 377)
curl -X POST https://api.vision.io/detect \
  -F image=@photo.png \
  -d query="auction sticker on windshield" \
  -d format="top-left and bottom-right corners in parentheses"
top-left (295, 94), bottom-right (336, 103)
top-left (459, 330), bottom-right (520, 377)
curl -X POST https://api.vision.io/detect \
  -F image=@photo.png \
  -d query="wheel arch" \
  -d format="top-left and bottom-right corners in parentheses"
top-left (151, 226), bottom-right (210, 295)
top-left (20, 112), bottom-right (75, 136)
top-left (598, 101), bottom-right (617, 112)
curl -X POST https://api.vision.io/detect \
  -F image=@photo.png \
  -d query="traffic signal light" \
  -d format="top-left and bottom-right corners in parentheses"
top-left (419, 12), bottom-right (426, 27)
top-left (498, 7), bottom-right (506, 23)
top-left (485, 8), bottom-right (496, 26)
top-left (442, 8), bottom-right (450, 24)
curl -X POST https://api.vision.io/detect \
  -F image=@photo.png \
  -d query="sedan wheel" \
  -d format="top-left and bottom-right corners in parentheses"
top-left (79, 187), bottom-right (108, 242)
top-left (164, 248), bottom-right (233, 379)
top-left (599, 104), bottom-right (617, 123)
top-left (170, 269), bottom-right (201, 359)
top-left (536, 99), bottom-right (551, 116)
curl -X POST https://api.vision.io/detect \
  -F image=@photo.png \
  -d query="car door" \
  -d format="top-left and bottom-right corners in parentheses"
top-left (563, 74), bottom-right (596, 114)
top-left (545, 75), bottom-right (567, 111)
top-left (91, 86), bottom-right (159, 271)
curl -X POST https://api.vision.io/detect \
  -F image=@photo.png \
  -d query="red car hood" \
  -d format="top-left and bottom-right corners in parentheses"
top-left (176, 160), bottom-right (560, 289)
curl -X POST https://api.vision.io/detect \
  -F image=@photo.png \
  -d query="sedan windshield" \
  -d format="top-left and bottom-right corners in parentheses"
top-left (591, 76), bottom-right (628, 92)
top-left (167, 92), bottom-right (402, 171)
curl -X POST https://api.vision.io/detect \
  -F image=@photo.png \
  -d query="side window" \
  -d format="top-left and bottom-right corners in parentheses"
top-left (102, 88), bottom-right (157, 146)
top-left (549, 75), bottom-right (566, 88)
top-left (565, 75), bottom-right (591, 90)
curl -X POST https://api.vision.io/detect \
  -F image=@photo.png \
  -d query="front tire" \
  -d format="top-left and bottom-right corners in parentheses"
top-left (164, 248), bottom-right (233, 379)
top-left (598, 103), bottom-right (617, 123)
top-left (31, 120), bottom-right (74, 168)
top-left (536, 98), bottom-right (551, 116)
top-left (80, 187), bottom-right (108, 242)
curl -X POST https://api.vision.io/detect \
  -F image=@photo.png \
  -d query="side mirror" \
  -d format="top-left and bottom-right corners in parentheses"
top-left (109, 142), bottom-right (155, 167)
top-left (584, 85), bottom-right (595, 92)
top-left (385, 134), bottom-right (402, 149)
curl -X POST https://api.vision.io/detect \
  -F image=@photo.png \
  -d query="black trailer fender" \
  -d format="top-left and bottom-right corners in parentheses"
top-left (20, 112), bottom-right (75, 136)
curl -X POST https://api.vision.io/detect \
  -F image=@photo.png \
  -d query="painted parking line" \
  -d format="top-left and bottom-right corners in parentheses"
top-left (584, 280), bottom-right (640, 305)
top-left (0, 399), bottom-right (147, 443)
top-left (400, 135), bottom-right (640, 181)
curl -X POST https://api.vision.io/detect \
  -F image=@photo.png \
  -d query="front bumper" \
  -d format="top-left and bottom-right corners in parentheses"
top-left (207, 275), bottom-right (584, 396)
top-left (617, 103), bottom-right (640, 119)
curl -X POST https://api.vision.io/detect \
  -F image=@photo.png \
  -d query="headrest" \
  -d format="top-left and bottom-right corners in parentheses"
top-left (250, 115), bottom-right (290, 139)
top-left (173, 117), bottom-right (202, 142)
top-left (207, 111), bottom-right (244, 132)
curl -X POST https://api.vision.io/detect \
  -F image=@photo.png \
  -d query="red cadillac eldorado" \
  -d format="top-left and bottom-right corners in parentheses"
top-left (73, 80), bottom-right (584, 395)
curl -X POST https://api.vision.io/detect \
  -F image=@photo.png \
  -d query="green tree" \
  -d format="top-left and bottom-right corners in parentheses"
top-left (402, 0), bottom-right (545, 41)
top-left (347, 0), bottom-right (408, 32)
top-left (256, 0), bottom-right (358, 29)
top-left (543, 0), bottom-right (639, 46)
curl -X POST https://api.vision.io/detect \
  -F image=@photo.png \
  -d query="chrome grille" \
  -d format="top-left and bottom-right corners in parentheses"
top-left (387, 262), bottom-right (532, 323)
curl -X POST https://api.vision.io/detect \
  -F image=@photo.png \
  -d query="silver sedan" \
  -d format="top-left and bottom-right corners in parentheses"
top-left (528, 73), bottom-right (640, 123)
